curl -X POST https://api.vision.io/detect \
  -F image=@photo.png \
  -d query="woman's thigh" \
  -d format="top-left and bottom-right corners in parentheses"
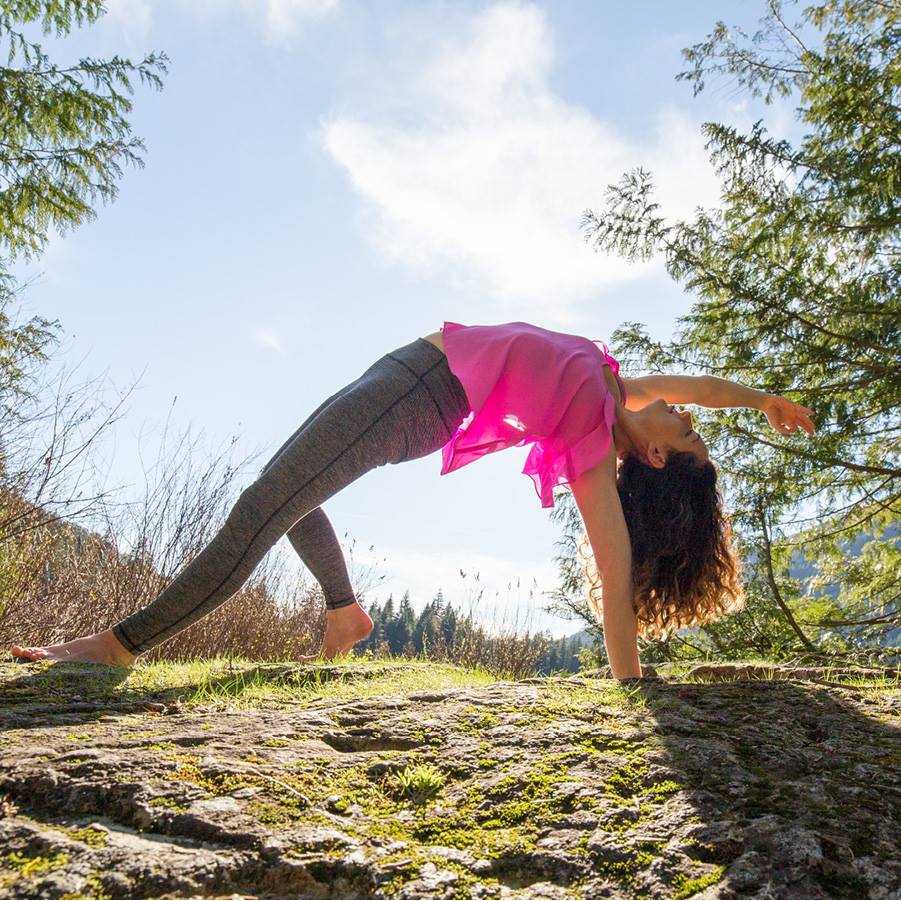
top-left (257, 337), bottom-right (469, 481)
top-left (242, 338), bottom-right (466, 527)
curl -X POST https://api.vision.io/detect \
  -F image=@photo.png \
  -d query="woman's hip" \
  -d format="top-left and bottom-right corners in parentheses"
top-left (357, 336), bottom-right (471, 464)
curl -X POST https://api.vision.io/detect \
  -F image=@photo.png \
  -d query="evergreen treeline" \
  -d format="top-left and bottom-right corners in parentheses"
top-left (359, 590), bottom-right (589, 676)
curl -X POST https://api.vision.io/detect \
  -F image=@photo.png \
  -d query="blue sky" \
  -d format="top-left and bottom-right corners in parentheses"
top-left (13, 0), bottom-right (790, 637)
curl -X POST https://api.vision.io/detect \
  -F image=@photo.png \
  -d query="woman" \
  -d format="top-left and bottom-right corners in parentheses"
top-left (11, 320), bottom-right (815, 678)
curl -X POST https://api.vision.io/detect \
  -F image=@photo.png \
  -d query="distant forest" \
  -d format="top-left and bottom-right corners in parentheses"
top-left (358, 590), bottom-right (591, 676)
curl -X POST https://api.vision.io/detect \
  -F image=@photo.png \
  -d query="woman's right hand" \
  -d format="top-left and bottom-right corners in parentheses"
top-left (761, 394), bottom-right (816, 436)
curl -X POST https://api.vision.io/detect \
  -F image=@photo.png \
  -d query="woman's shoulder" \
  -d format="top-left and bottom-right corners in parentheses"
top-left (570, 438), bottom-right (620, 507)
top-left (600, 362), bottom-right (624, 406)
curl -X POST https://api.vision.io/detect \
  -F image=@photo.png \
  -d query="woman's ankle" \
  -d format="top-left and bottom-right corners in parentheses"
top-left (324, 602), bottom-right (373, 638)
top-left (100, 628), bottom-right (138, 665)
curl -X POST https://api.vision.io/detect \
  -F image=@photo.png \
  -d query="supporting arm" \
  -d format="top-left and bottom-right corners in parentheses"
top-left (570, 445), bottom-right (643, 680)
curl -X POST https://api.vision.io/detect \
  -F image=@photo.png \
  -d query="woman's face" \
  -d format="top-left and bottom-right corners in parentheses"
top-left (645, 398), bottom-right (709, 464)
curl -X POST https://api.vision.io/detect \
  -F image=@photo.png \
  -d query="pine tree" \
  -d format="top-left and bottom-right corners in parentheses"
top-left (381, 594), bottom-right (395, 624)
top-left (557, 0), bottom-right (899, 662)
top-left (439, 605), bottom-right (458, 651)
top-left (0, 2), bottom-right (167, 413)
top-left (398, 590), bottom-right (415, 640)
top-left (383, 593), bottom-right (411, 655)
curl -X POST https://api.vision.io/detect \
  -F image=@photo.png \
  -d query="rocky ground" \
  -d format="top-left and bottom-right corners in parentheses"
top-left (0, 659), bottom-right (898, 899)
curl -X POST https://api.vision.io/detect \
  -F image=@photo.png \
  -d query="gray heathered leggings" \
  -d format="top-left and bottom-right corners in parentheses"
top-left (110, 337), bottom-right (470, 655)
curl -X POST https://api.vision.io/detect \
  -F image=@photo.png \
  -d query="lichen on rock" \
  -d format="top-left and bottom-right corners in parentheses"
top-left (0, 659), bottom-right (898, 898)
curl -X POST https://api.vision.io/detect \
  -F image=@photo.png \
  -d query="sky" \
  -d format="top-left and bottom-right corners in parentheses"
top-left (11, 0), bottom-right (793, 638)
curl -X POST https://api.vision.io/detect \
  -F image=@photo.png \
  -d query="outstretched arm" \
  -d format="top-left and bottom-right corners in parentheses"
top-left (570, 445), bottom-right (643, 680)
top-left (623, 374), bottom-right (816, 435)
top-left (624, 373), bottom-right (765, 409)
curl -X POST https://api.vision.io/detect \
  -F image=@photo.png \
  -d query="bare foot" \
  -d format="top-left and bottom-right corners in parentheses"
top-left (299, 602), bottom-right (373, 662)
top-left (11, 629), bottom-right (137, 667)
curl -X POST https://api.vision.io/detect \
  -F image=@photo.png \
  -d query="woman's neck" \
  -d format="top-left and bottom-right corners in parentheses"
top-left (613, 405), bottom-right (642, 460)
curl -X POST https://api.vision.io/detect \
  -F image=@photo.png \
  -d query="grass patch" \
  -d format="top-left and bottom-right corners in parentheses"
top-left (388, 763), bottom-right (446, 805)
top-left (0, 656), bottom-right (502, 715)
top-left (144, 657), bottom-right (499, 710)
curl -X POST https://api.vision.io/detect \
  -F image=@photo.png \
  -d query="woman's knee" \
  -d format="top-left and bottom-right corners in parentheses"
top-left (228, 479), bottom-right (274, 528)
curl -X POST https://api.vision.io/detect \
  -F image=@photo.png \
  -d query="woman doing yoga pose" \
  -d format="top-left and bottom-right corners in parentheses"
top-left (11, 320), bottom-right (815, 679)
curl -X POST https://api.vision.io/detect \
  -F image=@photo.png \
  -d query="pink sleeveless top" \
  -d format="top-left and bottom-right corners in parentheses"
top-left (438, 320), bottom-right (627, 508)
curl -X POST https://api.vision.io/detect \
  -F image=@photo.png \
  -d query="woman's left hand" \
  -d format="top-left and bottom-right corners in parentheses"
top-left (761, 394), bottom-right (816, 436)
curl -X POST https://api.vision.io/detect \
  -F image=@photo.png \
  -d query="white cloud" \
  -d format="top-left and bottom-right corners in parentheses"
top-left (260, 0), bottom-right (338, 41)
top-left (106, 0), bottom-right (338, 42)
top-left (103, 0), bottom-right (153, 39)
top-left (253, 325), bottom-right (287, 355)
top-left (318, 1), bottom-right (722, 320)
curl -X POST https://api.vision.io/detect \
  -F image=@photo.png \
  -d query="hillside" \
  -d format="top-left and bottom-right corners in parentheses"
top-left (1, 659), bottom-right (898, 899)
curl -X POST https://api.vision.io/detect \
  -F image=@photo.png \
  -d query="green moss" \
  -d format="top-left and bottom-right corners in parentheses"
top-left (644, 779), bottom-right (682, 799)
top-left (604, 755), bottom-right (650, 800)
top-left (574, 729), bottom-right (636, 752)
top-left (379, 851), bottom-right (501, 899)
top-left (167, 753), bottom-right (293, 799)
top-left (247, 798), bottom-right (314, 827)
top-left (262, 738), bottom-right (290, 747)
top-left (327, 795), bottom-right (350, 813)
top-left (575, 833), bottom-right (590, 857)
top-left (671, 866), bottom-right (725, 898)
top-left (408, 725), bottom-right (443, 746)
top-left (148, 796), bottom-right (188, 812)
top-left (458, 708), bottom-right (499, 731)
top-left (591, 849), bottom-right (656, 890)
top-left (61, 873), bottom-right (110, 900)
top-left (54, 826), bottom-right (108, 848)
top-left (4, 851), bottom-right (70, 878)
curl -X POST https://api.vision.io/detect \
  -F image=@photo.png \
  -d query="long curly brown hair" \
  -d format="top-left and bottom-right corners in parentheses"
top-left (578, 450), bottom-right (744, 640)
